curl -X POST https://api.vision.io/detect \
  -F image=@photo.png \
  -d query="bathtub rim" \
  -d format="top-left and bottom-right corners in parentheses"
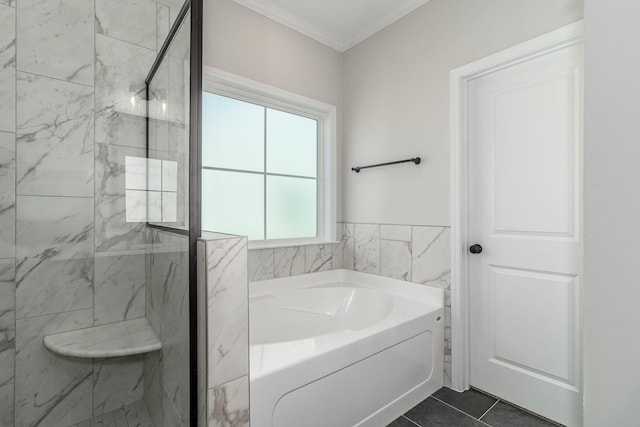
top-left (249, 268), bottom-right (445, 307)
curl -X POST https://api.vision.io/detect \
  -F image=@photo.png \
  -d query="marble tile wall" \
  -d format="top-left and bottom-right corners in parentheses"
top-left (248, 242), bottom-right (344, 282)
top-left (198, 234), bottom-right (250, 427)
top-left (248, 222), bottom-right (453, 387)
top-left (144, 228), bottom-right (190, 427)
top-left (0, 0), bottom-right (186, 425)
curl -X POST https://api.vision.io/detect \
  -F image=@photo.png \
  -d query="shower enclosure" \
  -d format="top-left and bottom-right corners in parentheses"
top-left (0, 0), bottom-right (202, 425)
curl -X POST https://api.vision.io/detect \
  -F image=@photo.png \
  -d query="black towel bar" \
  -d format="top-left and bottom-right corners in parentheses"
top-left (351, 157), bottom-right (421, 173)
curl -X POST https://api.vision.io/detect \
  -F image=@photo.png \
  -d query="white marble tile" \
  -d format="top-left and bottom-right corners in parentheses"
top-left (16, 195), bottom-right (94, 260)
top-left (196, 241), bottom-right (207, 381)
top-left (93, 355), bottom-right (144, 417)
top-left (0, 259), bottom-right (15, 388)
top-left (95, 106), bottom-right (148, 150)
top-left (94, 253), bottom-right (145, 326)
top-left (331, 241), bottom-right (344, 270)
top-left (0, 132), bottom-right (15, 258)
top-left (95, 34), bottom-right (155, 149)
top-left (0, 5), bottom-right (15, 133)
top-left (147, 253), bottom-right (166, 324)
top-left (156, 3), bottom-right (170, 51)
top-left (248, 249), bottom-right (274, 282)
top-left (342, 223), bottom-right (354, 270)
top-left (205, 237), bottom-right (249, 387)
top-left (198, 367), bottom-right (207, 427)
top-left (96, 0), bottom-right (156, 50)
top-left (305, 244), bottom-right (334, 273)
top-left (444, 290), bottom-right (451, 357)
top-left (444, 354), bottom-right (452, 389)
top-left (15, 195), bottom-right (94, 318)
top-left (159, 0), bottom-right (187, 29)
top-left (16, 72), bottom-right (94, 197)
top-left (16, 256), bottom-right (93, 319)
top-left (208, 376), bottom-right (250, 427)
top-left (274, 246), bottom-right (305, 278)
top-left (157, 235), bottom-right (189, 422)
top-left (127, 400), bottom-right (153, 427)
top-left (163, 388), bottom-right (186, 427)
top-left (0, 0), bottom-right (14, 8)
top-left (166, 53), bottom-right (188, 129)
top-left (153, 228), bottom-right (189, 267)
top-left (411, 226), bottom-right (451, 289)
top-left (354, 223), bottom-right (380, 274)
top-left (0, 383), bottom-right (13, 427)
top-left (15, 309), bottom-right (94, 427)
top-left (380, 239), bottom-right (412, 281)
top-left (95, 143), bottom-right (147, 252)
top-left (143, 351), bottom-right (163, 427)
top-left (380, 224), bottom-right (412, 241)
top-left (16, 0), bottom-right (93, 85)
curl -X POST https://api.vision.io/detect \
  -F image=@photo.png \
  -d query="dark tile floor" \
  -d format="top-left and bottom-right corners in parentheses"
top-left (388, 387), bottom-right (562, 427)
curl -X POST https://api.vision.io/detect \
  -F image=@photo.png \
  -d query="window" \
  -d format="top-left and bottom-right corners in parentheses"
top-left (201, 67), bottom-right (337, 246)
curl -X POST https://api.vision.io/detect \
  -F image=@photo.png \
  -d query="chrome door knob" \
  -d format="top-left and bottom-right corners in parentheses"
top-left (469, 244), bottom-right (483, 254)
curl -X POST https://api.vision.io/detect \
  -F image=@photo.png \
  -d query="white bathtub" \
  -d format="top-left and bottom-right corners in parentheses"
top-left (249, 269), bottom-right (444, 427)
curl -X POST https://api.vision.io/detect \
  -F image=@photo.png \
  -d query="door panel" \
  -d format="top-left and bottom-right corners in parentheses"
top-left (490, 266), bottom-right (578, 383)
top-left (468, 41), bottom-right (582, 426)
top-left (492, 74), bottom-right (575, 236)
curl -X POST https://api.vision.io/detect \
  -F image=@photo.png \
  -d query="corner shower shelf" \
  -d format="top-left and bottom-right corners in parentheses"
top-left (43, 318), bottom-right (161, 358)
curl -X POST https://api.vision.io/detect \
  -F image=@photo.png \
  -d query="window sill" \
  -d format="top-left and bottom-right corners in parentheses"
top-left (248, 238), bottom-right (340, 251)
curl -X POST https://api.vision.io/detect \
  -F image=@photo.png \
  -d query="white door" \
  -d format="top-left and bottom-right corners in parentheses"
top-left (468, 40), bottom-right (582, 426)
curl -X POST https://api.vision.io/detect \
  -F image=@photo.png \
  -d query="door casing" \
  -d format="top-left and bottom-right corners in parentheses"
top-left (449, 20), bottom-right (584, 393)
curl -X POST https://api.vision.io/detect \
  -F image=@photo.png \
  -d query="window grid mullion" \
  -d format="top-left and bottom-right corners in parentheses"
top-left (263, 107), bottom-right (267, 241)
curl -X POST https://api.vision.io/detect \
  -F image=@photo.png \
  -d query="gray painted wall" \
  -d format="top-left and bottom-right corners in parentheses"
top-left (583, 0), bottom-right (640, 424)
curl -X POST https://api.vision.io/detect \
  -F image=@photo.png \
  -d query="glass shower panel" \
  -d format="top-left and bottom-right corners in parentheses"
top-left (145, 7), bottom-right (192, 427)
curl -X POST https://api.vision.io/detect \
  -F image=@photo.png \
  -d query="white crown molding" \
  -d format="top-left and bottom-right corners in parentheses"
top-left (232, 0), bottom-right (429, 52)
top-left (343, 0), bottom-right (428, 51)
top-left (232, 0), bottom-right (345, 51)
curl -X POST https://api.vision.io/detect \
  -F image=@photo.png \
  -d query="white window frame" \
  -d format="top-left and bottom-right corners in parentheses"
top-left (202, 66), bottom-right (338, 249)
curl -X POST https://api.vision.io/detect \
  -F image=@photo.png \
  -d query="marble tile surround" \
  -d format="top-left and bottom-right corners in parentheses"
top-left (15, 310), bottom-right (94, 427)
top-left (96, 0), bottom-right (157, 50)
top-left (0, 259), bottom-right (15, 389)
top-left (0, 132), bottom-right (15, 259)
top-left (16, 0), bottom-right (94, 86)
top-left (248, 242), bottom-right (343, 282)
top-left (0, 5), bottom-right (15, 134)
top-left (202, 236), bottom-right (249, 387)
top-left (199, 234), bottom-right (250, 427)
top-left (94, 253), bottom-right (145, 326)
top-left (208, 375), bottom-right (250, 427)
top-left (0, 0), bottom-right (177, 424)
top-left (144, 229), bottom-right (190, 427)
top-left (15, 196), bottom-right (94, 319)
top-left (16, 72), bottom-right (94, 197)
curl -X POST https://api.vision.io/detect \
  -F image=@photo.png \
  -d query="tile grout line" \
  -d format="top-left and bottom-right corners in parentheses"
top-left (401, 414), bottom-right (422, 427)
top-left (13, 2), bottom-right (17, 426)
top-left (478, 399), bottom-right (500, 421)
top-left (430, 396), bottom-right (493, 426)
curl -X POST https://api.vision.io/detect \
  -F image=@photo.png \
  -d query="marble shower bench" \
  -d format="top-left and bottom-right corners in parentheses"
top-left (43, 318), bottom-right (161, 358)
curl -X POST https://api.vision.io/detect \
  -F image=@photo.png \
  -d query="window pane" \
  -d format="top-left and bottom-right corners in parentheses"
top-left (202, 170), bottom-right (264, 240)
top-left (202, 92), bottom-right (265, 172)
top-left (266, 109), bottom-right (317, 177)
top-left (266, 176), bottom-right (316, 240)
